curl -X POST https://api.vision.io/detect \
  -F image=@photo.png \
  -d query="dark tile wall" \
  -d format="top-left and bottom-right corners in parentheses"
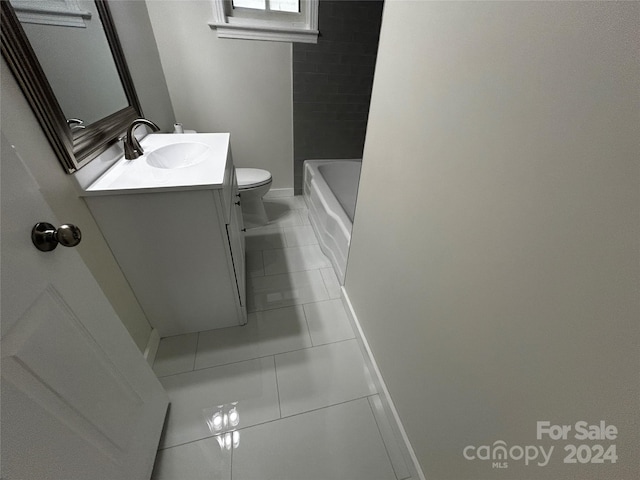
top-left (293, 0), bottom-right (384, 193)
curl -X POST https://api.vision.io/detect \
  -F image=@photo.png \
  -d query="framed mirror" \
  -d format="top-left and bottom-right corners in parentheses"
top-left (1, 0), bottom-right (142, 173)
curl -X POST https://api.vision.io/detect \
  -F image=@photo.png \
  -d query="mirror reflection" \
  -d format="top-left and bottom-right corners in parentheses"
top-left (2, 0), bottom-right (142, 172)
top-left (11, 0), bottom-right (128, 126)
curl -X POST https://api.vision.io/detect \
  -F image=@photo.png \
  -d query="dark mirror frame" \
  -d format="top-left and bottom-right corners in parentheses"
top-left (1, 0), bottom-right (142, 173)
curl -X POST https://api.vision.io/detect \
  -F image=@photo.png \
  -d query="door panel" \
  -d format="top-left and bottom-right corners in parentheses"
top-left (2, 286), bottom-right (143, 456)
top-left (1, 136), bottom-right (169, 479)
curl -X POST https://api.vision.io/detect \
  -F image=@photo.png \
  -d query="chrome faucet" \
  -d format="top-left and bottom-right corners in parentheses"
top-left (123, 118), bottom-right (160, 159)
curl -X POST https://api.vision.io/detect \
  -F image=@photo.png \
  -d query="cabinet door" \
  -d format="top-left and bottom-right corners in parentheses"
top-left (227, 183), bottom-right (246, 322)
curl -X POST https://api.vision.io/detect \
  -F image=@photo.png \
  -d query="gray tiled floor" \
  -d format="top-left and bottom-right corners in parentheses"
top-left (151, 197), bottom-right (412, 480)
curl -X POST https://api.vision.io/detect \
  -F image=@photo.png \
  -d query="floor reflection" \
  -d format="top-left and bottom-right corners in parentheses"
top-left (204, 402), bottom-right (241, 450)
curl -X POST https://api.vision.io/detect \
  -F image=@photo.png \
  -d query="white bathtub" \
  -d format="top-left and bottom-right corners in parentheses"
top-left (303, 159), bottom-right (362, 284)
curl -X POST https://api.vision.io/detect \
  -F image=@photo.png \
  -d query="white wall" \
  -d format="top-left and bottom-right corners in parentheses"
top-left (1, 1), bottom-right (175, 352)
top-left (345, 2), bottom-right (639, 479)
top-left (109, 0), bottom-right (175, 132)
top-left (145, 0), bottom-right (293, 190)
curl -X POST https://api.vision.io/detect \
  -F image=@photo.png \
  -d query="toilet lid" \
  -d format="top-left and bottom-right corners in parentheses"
top-left (236, 168), bottom-right (272, 188)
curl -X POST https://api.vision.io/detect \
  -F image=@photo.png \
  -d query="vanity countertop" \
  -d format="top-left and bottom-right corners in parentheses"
top-left (82, 133), bottom-right (230, 196)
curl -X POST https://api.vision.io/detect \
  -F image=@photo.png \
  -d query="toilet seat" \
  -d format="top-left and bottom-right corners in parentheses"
top-left (236, 168), bottom-right (272, 189)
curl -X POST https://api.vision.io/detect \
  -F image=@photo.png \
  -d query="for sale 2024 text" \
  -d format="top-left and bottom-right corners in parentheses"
top-left (537, 421), bottom-right (618, 465)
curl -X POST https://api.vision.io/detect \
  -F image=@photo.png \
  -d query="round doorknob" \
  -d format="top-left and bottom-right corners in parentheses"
top-left (32, 222), bottom-right (82, 252)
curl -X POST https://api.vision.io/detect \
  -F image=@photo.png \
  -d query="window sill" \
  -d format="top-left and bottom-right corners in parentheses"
top-left (208, 20), bottom-right (318, 43)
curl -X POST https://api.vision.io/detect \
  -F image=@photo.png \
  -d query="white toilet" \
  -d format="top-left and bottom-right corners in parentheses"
top-left (235, 168), bottom-right (272, 228)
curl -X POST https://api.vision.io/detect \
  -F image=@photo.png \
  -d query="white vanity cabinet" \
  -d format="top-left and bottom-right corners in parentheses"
top-left (83, 135), bottom-right (246, 337)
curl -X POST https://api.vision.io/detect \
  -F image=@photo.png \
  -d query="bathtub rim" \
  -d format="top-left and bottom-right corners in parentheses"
top-left (303, 158), bottom-right (361, 284)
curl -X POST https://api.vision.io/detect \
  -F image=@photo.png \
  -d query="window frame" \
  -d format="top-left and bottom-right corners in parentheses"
top-left (11, 0), bottom-right (92, 28)
top-left (209, 0), bottom-right (318, 44)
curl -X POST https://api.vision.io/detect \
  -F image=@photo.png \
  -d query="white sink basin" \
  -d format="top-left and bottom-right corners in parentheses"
top-left (84, 133), bottom-right (231, 195)
top-left (146, 142), bottom-right (212, 169)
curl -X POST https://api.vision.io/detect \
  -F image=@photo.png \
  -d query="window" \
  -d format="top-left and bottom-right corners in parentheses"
top-left (233, 0), bottom-right (299, 14)
top-left (11, 0), bottom-right (91, 28)
top-left (209, 0), bottom-right (318, 43)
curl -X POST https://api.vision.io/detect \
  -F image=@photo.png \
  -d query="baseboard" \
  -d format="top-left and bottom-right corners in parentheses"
top-left (341, 288), bottom-right (426, 480)
top-left (264, 188), bottom-right (294, 198)
top-left (143, 328), bottom-right (160, 367)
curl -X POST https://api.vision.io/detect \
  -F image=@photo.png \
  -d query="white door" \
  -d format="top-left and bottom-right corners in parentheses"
top-left (1, 138), bottom-right (169, 479)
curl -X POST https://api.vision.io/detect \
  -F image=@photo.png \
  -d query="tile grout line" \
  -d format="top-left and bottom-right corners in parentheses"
top-left (252, 395), bottom-right (378, 432)
top-left (318, 267), bottom-right (333, 298)
top-left (278, 395), bottom-right (378, 421)
top-left (155, 337), bottom-right (359, 379)
top-left (158, 436), bottom-right (209, 451)
top-left (272, 355), bottom-right (282, 419)
top-left (192, 332), bottom-right (200, 372)
top-left (318, 267), bottom-right (331, 298)
top-left (301, 303), bottom-right (316, 347)
top-left (281, 226), bottom-right (289, 248)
